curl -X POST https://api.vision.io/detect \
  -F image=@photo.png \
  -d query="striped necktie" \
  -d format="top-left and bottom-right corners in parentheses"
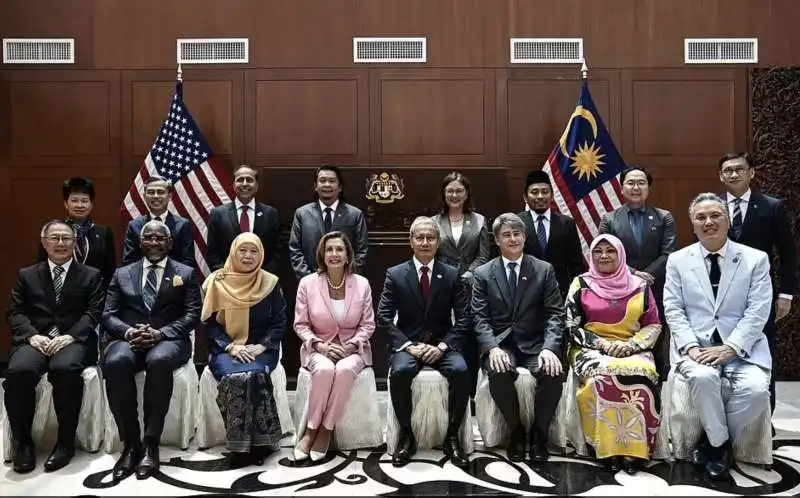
top-left (143, 265), bottom-right (159, 311)
top-left (48, 265), bottom-right (65, 338)
top-left (731, 198), bottom-right (744, 238)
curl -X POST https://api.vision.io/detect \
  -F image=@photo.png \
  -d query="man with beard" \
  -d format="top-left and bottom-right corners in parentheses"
top-left (122, 176), bottom-right (195, 267)
top-left (289, 164), bottom-right (369, 281)
top-left (206, 165), bottom-right (281, 273)
top-left (518, 170), bottom-right (585, 299)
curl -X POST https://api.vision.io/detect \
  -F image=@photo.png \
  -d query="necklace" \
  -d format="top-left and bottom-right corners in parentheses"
top-left (450, 213), bottom-right (464, 222)
top-left (327, 274), bottom-right (345, 290)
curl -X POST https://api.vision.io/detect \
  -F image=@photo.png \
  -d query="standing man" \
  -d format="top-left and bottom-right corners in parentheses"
top-left (122, 176), bottom-right (194, 267)
top-left (717, 152), bottom-right (797, 414)
top-left (289, 165), bottom-right (369, 281)
top-left (519, 170), bottom-right (586, 299)
top-left (205, 165), bottom-right (281, 273)
top-left (37, 177), bottom-right (116, 290)
top-left (5, 221), bottom-right (104, 473)
top-left (598, 166), bottom-right (676, 379)
top-left (102, 221), bottom-right (201, 481)
top-left (663, 193), bottom-right (772, 481)
top-left (472, 213), bottom-right (566, 462)
top-left (377, 217), bottom-right (472, 468)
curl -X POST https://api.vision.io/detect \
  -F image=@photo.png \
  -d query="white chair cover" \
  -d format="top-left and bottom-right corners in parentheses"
top-left (1, 366), bottom-right (105, 462)
top-left (385, 366), bottom-right (474, 455)
top-left (292, 367), bottom-right (383, 451)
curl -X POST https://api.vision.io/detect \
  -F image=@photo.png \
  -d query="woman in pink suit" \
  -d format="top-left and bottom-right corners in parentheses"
top-left (293, 231), bottom-right (375, 461)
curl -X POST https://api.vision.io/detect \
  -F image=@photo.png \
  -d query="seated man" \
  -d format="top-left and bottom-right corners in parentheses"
top-left (121, 175), bottom-right (195, 267)
top-left (101, 220), bottom-right (201, 481)
top-left (663, 193), bottom-right (772, 481)
top-left (377, 216), bottom-right (472, 468)
top-left (472, 213), bottom-right (566, 462)
top-left (5, 220), bottom-right (104, 474)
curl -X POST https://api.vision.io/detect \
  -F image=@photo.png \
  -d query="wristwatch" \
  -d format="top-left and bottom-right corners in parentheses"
top-left (437, 342), bottom-right (448, 352)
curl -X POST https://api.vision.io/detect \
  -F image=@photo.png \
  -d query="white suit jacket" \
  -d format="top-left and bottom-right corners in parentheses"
top-left (663, 239), bottom-right (773, 370)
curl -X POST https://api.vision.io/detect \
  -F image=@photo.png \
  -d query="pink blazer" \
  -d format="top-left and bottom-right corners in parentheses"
top-left (293, 273), bottom-right (375, 368)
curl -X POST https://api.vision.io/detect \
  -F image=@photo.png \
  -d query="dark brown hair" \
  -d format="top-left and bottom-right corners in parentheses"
top-left (718, 152), bottom-right (753, 170)
top-left (439, 171), bottom-right (473, 214)
top-left (315, 231), bottom-right (356, 275)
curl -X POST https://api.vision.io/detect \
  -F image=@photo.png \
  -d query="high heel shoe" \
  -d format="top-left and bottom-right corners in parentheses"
top-left (309, 434), bottom-right (331, 462)
top-left (293, 446), bottom-right (309, 461)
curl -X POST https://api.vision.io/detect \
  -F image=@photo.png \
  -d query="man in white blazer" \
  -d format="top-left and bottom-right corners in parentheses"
top-left (663, 192), bottom-right (772, 481)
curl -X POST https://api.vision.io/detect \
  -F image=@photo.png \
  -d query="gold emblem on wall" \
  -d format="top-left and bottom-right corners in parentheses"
top-left (365, 172), bottom-right (405, 204)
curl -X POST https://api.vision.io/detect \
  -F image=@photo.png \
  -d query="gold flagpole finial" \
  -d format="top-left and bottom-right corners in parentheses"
top-left (177, 63), bottom-right (183, 82)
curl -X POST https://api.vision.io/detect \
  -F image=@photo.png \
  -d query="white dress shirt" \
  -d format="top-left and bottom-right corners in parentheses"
top-left (699, 241), bottom-right (728, 276)
top-left (529, 209), bottom-right (551, 243)
top-left (501, 255), bottom-right (524, 285)
top-left (148, 211), bottom-right (168, 222)
top-left (319, 199), bottom-right (339, 218)
top-left (48, 258), bottom-right (73, 281)
top-left (141, 257), bottom-right (168, 293)
top-left (450, 218), bottom-right (463, 245)
top-left (235, 198), bottom-right (256, 232)
top-left (726, 189), bottom-right (751, 221)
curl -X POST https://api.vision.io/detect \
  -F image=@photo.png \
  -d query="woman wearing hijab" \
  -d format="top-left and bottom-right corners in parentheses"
top-left (566, 234), bottom-right (662, 474)
top-left (201, 233), bottom-right (287, 465)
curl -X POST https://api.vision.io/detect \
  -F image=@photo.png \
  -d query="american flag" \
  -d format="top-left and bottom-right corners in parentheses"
top-left (120, 79), bottom-right (233, 276)
top-left (542, 78), bottom-right (627, 257)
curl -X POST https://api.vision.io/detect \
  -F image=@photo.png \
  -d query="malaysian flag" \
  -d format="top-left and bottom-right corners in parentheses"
top-left (120, 78), bottom-right (233, 276)
top-left (542, 77), bottom-right (626, 258)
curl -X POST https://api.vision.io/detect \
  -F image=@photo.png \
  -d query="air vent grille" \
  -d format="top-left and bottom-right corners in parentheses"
top-left (353, 37), bottom-right (426, 63)
top-left (510, 38), bottom-right (583, 64)
top-left (3, 39), bottom-right (75, 64)
top-left (177, 38), bottom-right (249, 64)
top-left (685, 38), bottom-right (758, 64)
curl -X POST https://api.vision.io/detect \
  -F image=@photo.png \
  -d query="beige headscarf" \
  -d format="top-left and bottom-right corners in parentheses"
top-left (201, 233), bottom-right (279, 345)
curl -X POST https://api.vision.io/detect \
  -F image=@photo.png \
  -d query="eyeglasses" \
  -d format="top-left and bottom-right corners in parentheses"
top-left (142, 235), bottom-right (169, 242)
top-left (445, 188), bottom-right (466, 196)
top-left (721, 166), bottom-right (749, 177)
top-left (42, 235), bottom-right (75, 243)
top-left (623, 180), bottom-right (648, 187)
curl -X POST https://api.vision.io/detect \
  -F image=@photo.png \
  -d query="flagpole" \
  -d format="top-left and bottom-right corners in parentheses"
top-left (580, 59), bottom-right (588, 80)
top-left (177, 62), bottom-right (183, 82)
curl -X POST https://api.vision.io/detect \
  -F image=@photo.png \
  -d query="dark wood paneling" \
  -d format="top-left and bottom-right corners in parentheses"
top-left (370, 69), bottom-right (496, 166)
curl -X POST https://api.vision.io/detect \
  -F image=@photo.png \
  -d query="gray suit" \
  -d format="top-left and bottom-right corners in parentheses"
top-left (288, 201), bottom-right (369, 281)
top-left (663, 240), bottom-right (772, 447)
top-left (431, 212), bottom-right (490, 280)
top-left (471, 254), bottom-right (566, 438)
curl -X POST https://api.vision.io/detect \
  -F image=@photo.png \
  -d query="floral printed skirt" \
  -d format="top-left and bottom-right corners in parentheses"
top-left (217, 370), bottom-right (282, 453)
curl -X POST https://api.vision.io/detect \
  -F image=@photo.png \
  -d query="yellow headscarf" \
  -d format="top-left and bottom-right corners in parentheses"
top-left (201, 233), bottom-right (279, 345)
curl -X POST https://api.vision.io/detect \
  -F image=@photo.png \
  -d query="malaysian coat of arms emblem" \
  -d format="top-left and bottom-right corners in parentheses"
top-left (365, 172), bottom-right (405, 204)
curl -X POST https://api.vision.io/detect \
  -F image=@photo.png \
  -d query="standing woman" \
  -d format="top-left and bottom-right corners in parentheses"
top-left (293, 232), bottom-right (375, 461)
top-left (201, 233), bottom-right (287, 466)
top-left (431, 171), bottom-right (489, 395)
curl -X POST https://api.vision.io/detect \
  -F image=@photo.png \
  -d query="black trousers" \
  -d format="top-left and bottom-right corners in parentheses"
top-left (389, 349), bottom-right (470, 437)
top-left (3, 342), bottom-right (95, 446)
top-left (102, 340), bottom-right (188, 444)
top-left (764, 303), bottom-right (777, 414)
top-left (482, 346), bottom-right (564, 441)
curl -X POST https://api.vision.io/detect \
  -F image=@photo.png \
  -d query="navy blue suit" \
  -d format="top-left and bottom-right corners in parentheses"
top-left (205, 287), bottom-right (287, 380)
top-left (122, 213), bottom-right (195, 268)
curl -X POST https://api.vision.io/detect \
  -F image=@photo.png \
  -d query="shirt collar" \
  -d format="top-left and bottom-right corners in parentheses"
top-left (700, 241), bottom-right (729, 260)
top-left (319, 199), bottom-right (339, 213)
top-left (531, 209), bottom-right (551, 222)
top-left (143, 257), bottom-right (168, 269)
top-left (627, 204), bottom-right (647, 215)
top-left (235, 198), bottom-right (256, 211)
top-left (413, 257), bottom-right (434, 274)
top-left (726, 189), bottom-right (751, 203)
top-left (501, 255), bottom-right (523, 268)
top-left (48, 258), bottom-right (72, 274)
top-left (148, 211), bottom-right (168, 221)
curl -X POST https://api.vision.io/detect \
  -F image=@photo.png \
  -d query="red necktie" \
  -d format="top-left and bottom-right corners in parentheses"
top-left (239, 205), bottom-right (250, 232)
top-left (420, 266), bottom-right (430, 304)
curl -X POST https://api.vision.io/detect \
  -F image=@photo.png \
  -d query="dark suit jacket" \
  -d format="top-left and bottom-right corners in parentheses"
top-left (520, 210), bottom-right (586, 298)
top-left (101, 258), bottom-right (201, 358)
top-left (431, 212), bottom-right (491, 277)
top-left (727, 191), bottom-right (798, 296)
top-left (37, 221), bottom-right (116, 290)
top-left (205, 201), bottom-right (281, 273)
top-left (377, 260), bottom-right (471, 353)
top-left (471, 255), bottom-right (566, 359)
top-left (205, 285), bottom-right (287, 357)
top-left (7, 261), bottom-right (104, 353)
top-left (122, 213), bottom-right (195, 268)
top-left (288, 201), bottom-right (369, 281)
top-left (598, 204), bottom-right (676, 293)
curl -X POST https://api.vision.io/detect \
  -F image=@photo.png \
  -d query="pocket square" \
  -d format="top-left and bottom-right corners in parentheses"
top-left (172, 275), bottom-right (184, 287)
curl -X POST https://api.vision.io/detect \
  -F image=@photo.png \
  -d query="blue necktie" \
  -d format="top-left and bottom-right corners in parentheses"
top-left (507, 262), bottom-right (518, 299)
top-left (536, 215), bottom-right (547, 250)
top-left (143, 266), bottom-right (158, 311)
top-left (631, 210), bottom-right (644, 248)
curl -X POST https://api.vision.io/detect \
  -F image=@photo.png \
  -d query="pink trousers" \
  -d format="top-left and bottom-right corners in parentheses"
top-left (306, 352), bottom-right (366, 431)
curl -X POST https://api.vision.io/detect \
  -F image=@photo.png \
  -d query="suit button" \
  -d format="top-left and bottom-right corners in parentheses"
top-left (714, 316), bottom-right (719, 320)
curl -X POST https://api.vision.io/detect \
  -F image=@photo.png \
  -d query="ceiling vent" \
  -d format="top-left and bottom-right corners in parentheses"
top-left (353, 37), bottom-right (426, 63)
top-left (510, 38), bottom-right (583, 64)
top-left (177, 38), bottom-right (249, 64)
top-left (684, 38), bottom-right (758, 64)
top-left (3, 38), bottom-right (75, 64)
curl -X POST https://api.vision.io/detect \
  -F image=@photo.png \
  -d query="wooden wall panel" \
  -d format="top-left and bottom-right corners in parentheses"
top-left (245, 69), bottom-right (369, 166)
top-left (370, 69), bottom-right (496, 166)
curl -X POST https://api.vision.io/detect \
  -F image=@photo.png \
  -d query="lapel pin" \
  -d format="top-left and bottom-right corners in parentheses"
top-left (522, 276), bottom-right (528, 281)
top-left (436, 274), bottom-right (442, 279)
top-left (733, 256), bottom-right (740, 263)
top-left (466, 220), bottom-right (471, 225)
top-left (648, 215), bottom-right (653, 220)
top-left (257, 211), bottom-right (263, 217)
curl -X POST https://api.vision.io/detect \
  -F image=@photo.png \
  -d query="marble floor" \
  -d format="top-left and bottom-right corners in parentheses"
top-left (2, 383), bottom-right (800, 496)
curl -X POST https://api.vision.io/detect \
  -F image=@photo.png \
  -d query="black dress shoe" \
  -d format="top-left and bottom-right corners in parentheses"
top-left (705, 440), bottom-right (732, 481)
top-left (621, 456), bottom-right (642, 475)
top-left (136, 443), bottom-right (160, 480)
top-left (692, 434), bottom-right (710, 467)
top-left (443, 435), bottom-right (469, 468)
top-left (392, 430), bottom-right (417, 467)
top-left (603, 456), bottom-right (621, 472)
top-left (12, 440), bottom-right (36, 474)
top-left (44, 444), bottom-right (75, 472)
top-left (249, 446), bottom-right (274, 466)
top-left (506, 428), bottom-right (526, 462)
top-left (113, 443), bottom-right (143, 482)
